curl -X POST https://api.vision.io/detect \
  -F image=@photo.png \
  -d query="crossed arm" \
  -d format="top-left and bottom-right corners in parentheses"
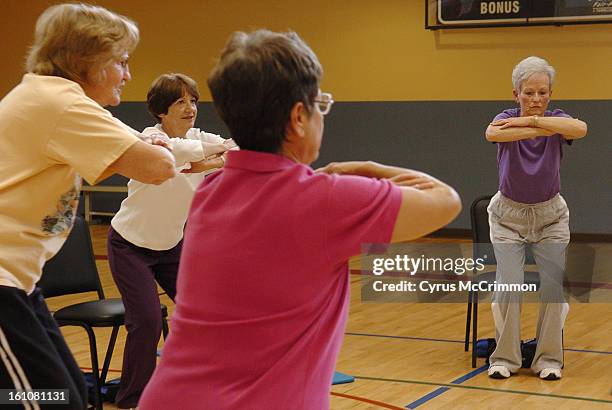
top-left (485, 115), bottom-right (587, 142)
top-left (181, 134), bottom-right (237, 174)
top-left (140, 128), bottom-right (237, 174)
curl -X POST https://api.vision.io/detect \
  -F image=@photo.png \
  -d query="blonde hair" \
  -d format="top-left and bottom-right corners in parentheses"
top-left (26, 3), bottom-right (139, 84)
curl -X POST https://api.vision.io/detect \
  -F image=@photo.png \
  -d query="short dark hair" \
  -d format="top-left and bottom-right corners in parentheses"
top-left (207, 30), bottom-right (322, 153)
top-left (147, 73), bottom-right (200, 122)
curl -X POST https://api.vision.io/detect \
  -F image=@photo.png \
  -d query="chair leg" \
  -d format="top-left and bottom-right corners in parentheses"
top-left (471, 291), bottom-right (479, 368)
top-left (82, 325), bottom-right (103, 410)
top-left (465, 290), bottom-right (472, 352)
top-left (99, 325), bottom-right (120, 385)
top-left (162, 315), bottom-right (169, 340)
top-left (562, 328), bottom-right (564, 369)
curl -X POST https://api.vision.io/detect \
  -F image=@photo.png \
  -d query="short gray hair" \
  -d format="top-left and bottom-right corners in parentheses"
top-left (208, 30), bottom-right (322, 153)
top-left (511, 56), bottom-right (555, 91)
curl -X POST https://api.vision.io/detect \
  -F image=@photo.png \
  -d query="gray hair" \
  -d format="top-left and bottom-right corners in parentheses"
top-left (511, 56), bottom-right (555, 91)
top-left (207, 30), bottom-right (322, 154)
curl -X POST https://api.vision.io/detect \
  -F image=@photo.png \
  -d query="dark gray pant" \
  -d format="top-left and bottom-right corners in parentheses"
top-left (488, 192), bottom-right (570, 373)
top-left (107, 227), bottom-right (180, 409)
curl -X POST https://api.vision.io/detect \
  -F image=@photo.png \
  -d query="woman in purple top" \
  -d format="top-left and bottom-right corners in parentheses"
top-left (485, 56), bottom-right (587, 381)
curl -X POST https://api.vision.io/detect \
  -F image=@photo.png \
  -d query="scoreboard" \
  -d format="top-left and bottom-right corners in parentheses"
top-left (430, 0), bottom-right (612, 27)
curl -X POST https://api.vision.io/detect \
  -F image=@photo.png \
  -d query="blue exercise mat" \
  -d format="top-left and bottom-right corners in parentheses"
top-left (332, 371), bottom-right (355, 385)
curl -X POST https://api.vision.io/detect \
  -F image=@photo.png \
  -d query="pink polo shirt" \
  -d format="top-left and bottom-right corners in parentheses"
top-left (140, 150), bottom-right (401, 410)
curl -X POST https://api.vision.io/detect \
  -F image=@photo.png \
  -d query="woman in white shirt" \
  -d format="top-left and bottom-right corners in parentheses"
top-left (107, 73), bottom-right (234, 409)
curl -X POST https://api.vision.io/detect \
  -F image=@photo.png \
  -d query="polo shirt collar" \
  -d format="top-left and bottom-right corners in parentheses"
top-left (225, 149), bottom-right (303, 172)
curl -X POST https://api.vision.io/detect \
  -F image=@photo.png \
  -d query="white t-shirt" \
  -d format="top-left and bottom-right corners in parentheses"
top-left (0, 74), bottom-right (139, 292)
top-left (111, 124), bottom-right (227, 250)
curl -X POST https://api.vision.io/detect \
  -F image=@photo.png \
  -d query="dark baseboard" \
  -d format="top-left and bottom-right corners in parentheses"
top-left (428, 228), bottom-right (472, 239)
top-left (429, 228), bottom-right (612, 243)
top-left (86, 217), bottom-right (612, 243)
top-left (570, 233), bottom-right (612, 243)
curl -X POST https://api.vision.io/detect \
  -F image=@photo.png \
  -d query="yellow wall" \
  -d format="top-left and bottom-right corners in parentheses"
top-left (2, 0), bottom-right (611, 101)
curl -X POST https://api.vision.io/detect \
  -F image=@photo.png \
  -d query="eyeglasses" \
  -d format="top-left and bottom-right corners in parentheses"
top-left (314, 92), bottom-right (334, 115)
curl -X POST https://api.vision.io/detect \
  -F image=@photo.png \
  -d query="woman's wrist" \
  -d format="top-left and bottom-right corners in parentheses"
top-left (531, 115), bottom-right (539, 128)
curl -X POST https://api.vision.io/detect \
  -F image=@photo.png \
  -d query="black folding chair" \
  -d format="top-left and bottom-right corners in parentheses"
top-left (38, 216), bottom-right (169, 409)
top-left (464, 195), bottom-right (539, 368)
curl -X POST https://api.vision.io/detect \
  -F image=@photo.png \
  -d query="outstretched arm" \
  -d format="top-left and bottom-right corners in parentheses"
top-left (102, 141), bottom-right (176, 185)
top-left (317, 161), bottom-right (461, 243)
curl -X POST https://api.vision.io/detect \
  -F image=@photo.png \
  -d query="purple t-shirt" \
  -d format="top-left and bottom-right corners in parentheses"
top-left (139, 150), bottom-right (401, 410)
top-left (494, 108), bottom-right (572, 204)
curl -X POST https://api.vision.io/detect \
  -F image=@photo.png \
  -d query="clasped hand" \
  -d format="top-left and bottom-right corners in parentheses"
top-left (182, 139), bottom-right (236, 174)
top-left (490, 116), bottom-right (532, 129)
top-left (139, 132), bottom-right (173, 151)
top-left (316, 161), bottom-right (435, 190)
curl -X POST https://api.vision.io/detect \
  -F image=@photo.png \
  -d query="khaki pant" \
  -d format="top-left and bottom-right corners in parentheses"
top-left (487, 191), bottom-right (570, 373)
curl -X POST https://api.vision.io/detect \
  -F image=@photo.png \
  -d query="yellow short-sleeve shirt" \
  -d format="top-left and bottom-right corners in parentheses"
top-left (0, 74), bottom-right (139, 293)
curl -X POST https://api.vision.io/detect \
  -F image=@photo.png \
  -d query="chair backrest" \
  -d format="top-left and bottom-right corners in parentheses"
top-left (471, 195), bottom-right (496, 264)
top-left (470, 195), bottom-right (535, 265)
top-left (38, 215), bottom-right (104, 299)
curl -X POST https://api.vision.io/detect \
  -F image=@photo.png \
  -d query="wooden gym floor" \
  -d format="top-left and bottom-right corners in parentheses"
top-left (44, 224), bottom-right (612, 409)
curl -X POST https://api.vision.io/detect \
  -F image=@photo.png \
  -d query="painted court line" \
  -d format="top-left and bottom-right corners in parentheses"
top-left (331, 392), bottom-right (405, 410)
top-left (80, 366), bottom-right (121, 374)
top-left (346, 332), bottom-right (464, 344)
top-left (345, 332), bottom-right (612, 355)
top-left (353, 375), bottom-right (612, 405)
top-left (564, 347), bottom-right (612, 355)
top-left (405, 365), bottom-right (488, 408)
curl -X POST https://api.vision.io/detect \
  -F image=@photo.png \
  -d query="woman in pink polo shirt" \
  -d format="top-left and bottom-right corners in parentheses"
top-left (140, 29), bottom-right (461, 410)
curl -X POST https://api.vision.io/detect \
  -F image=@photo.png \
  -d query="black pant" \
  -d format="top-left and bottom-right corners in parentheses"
top-left (107, 227), bottom-right (179, 408)
top-left (0, 285), bottom-right (87, 409)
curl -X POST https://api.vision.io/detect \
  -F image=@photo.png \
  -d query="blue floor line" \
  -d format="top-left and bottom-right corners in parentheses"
top-left (405, 387), bottom-right (450, 409)
top-left (345, 332), bottom-right (612, 355)
top-left (405, 365), bottom-right (488, 409)
top-left (450, 365), bottom-right (490, 383)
